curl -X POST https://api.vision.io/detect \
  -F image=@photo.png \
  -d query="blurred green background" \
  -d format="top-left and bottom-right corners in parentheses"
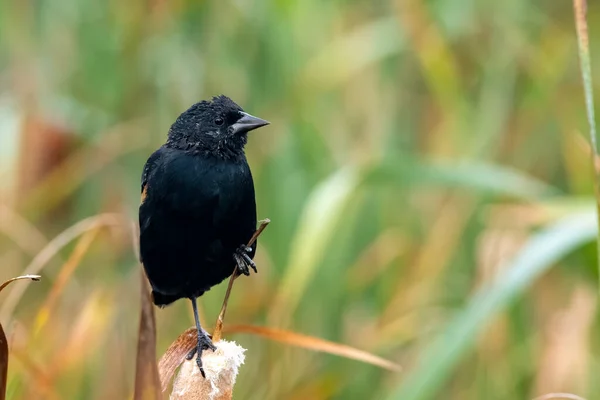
top-left (1, 0), bottom-right (600, 399)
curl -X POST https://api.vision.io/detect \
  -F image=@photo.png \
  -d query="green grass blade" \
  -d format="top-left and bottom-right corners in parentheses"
top-left (573, 0), bottom-right (597, 154)
top-left (268, 167), bottom-right (360, 327)
top-left (368, 158), bottom-right (560, 201)
top-left (573, 0), bottom-right (600, 287)
top-left (386, 211), bottom-right (597, 400)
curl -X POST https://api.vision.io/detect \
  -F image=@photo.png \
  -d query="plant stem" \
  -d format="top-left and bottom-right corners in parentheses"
top-left (212, 219), bottom-right (270, 342)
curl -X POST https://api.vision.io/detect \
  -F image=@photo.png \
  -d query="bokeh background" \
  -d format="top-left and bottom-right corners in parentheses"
top-left (1, 0), bottom-right (600, 399)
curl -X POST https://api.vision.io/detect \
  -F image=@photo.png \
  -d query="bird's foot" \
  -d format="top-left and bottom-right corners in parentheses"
top-left (233, 245), bottom-right (257, 276)
top-left (185, 330), bottom-right (216, 378)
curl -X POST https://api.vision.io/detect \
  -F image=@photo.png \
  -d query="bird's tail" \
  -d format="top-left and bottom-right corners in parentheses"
top-left (151, 291), bottom-right (179, 307)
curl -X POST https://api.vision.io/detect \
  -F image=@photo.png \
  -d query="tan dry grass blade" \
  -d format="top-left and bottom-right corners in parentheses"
top-left (225, 325), bottom-right (400, 372)
top-left (0, 275), bottom-right (41, 295)
top-left (134, 269), bottom-right (161, 400)
top-left (33, 229), bottom-right (99, 335)
top-left (158, 327), bottom-right (197, 392)
top-left (0, 275), bottom-right (41, 400)
top-left (0, 213), bottom-right (122, 323)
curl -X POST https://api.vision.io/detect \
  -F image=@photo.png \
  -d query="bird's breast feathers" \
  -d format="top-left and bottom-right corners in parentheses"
top-left (157, 153), bottom-right (252, 212)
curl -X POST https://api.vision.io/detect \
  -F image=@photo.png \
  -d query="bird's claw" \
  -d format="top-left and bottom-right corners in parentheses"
top-left (233, 245), bottom-right (257, 276)
top-left (187, 331), bottom-right (216, 378)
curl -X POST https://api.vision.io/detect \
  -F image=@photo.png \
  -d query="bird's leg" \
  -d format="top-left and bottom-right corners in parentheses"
top-left (233, 245), bottom-right (257, 276)
top-left (188, 296), bottom-right (216, 378)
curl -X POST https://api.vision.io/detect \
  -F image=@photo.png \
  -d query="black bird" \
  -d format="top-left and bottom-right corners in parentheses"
top-left (138, 95), bottom-right (269, 376)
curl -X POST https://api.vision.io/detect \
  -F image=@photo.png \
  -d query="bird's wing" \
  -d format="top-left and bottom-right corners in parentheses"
top-left (139, 148), bottom-right (223, 265)
top-left (140, 148), bottom-right (164, 204)
top-left (140, 147), bottom-right (223, 224)
top-left (139, 148), bottom-right (167, 263)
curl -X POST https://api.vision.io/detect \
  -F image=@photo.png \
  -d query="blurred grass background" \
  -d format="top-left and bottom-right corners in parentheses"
top-left (1, 0), bottom-right (600, 399)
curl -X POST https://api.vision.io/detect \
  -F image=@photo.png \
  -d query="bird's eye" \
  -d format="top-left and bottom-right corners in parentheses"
top-left (215, 117), bottom-right (224, 126)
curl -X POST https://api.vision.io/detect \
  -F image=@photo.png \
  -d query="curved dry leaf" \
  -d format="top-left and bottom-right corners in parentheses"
top-left (134, 269), bottom-right (161, 400)
top-left (158, 328), bottom-right (197, 392)
top-left (0, 322), bottom-right (6, 400)
top-left (225, 325), bottom-right (400, 372)
top-left (0, 275), bottom-right (41, 294)
top-left (0, 275), bottom-right (41, 400)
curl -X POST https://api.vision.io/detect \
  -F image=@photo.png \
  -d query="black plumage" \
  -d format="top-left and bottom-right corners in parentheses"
top-left (139, 95), bottom-right (269, 375)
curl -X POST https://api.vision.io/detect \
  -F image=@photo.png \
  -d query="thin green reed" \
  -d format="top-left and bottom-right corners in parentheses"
top-left (573, 0), bottom-right (600, 288)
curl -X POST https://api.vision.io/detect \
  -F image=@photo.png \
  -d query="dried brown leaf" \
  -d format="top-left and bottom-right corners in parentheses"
top-left (225, 324), bottom-right (401, 372)
top-left (158, 328), bottom-right (197, 392)
top-left (0, 275), bottom-right (41, 294)
top-left (0, 323), bottom-right (6, 400)
top-left (134, 269), bottom-right (161, 400)
top-left (0, 275), bottom-right (41, 400)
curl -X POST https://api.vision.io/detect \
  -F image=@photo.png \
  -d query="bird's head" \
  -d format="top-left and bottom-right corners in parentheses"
top-left (166, 95), bottom-right (269, 158)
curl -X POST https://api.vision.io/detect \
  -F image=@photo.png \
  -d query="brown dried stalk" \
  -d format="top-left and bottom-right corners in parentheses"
top-left (133, 269), bottom-right (161, 400)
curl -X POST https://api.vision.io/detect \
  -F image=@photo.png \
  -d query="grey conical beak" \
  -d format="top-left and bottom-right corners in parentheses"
top-left (231, 112), bottom-right (270, 135)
